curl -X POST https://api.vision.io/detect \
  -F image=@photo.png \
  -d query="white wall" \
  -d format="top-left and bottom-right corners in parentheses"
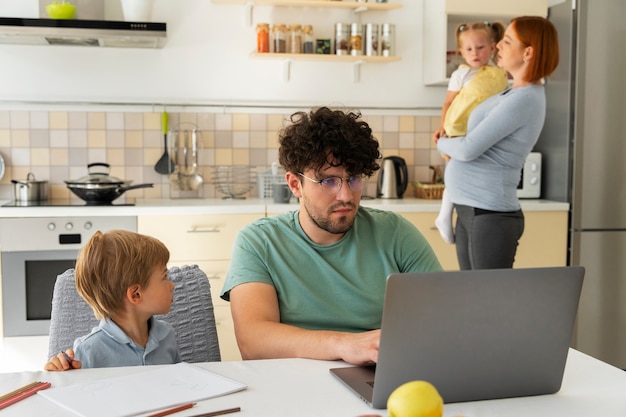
top-left (0, 0), bottom-right (446, 110)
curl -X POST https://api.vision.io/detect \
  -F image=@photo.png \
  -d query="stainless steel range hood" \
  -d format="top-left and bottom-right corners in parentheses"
top-left (0, 18), bottom-right (166, 48)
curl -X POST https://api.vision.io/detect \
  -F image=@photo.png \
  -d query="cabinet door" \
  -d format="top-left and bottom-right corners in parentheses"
top-left (400, 210), bottom-right (567, 270)
top-left (138, 214), bottom-right (262, 261)
top-left (399, 212), bottom-right (460, 271)
top-left (515, 211), bottom-right (567, 268)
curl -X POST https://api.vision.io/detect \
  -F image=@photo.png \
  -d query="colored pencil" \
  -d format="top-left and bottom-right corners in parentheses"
top-left (0, 381), bottom-right (51, 410)
top-left (146, 402), bottom-right (196, 417)
top-left (188, 406), bottom-right (241, 417)
top-left (0, 381), bottom-right (41, 403)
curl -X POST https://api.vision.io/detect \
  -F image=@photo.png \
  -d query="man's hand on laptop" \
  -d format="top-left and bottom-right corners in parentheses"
top-left (337, 329), bottom-right (380, 364)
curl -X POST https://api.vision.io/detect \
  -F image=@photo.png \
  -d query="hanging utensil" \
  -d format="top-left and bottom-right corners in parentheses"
top-left (154, 112), bottom-right (175, 175)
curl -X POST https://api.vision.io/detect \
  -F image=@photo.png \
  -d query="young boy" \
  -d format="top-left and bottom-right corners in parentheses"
top-left (44, 230), bottom-right (181, 371)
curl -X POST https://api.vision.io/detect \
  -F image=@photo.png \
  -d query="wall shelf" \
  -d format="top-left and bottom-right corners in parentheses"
top-left (250, 52), bottom-right (401, 62)
top-left (211, 0), bottom-right (402, 12)
top-left (250, 52), bottom-right (401, 82)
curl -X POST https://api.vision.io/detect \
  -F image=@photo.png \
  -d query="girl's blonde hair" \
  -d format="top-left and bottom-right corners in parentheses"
top-left (75, 230), bottom-right (170, 320)
top-left (455, 21), bottom-right (506, 62)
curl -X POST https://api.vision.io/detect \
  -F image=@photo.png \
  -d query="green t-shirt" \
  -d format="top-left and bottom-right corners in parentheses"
top-left (221, 206), bottom-right (442, 332)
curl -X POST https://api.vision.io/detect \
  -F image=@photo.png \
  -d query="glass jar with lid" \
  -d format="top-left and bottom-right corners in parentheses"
top-left (334, 23), bottom-right (350, 55)
top-left (288, 24), bottom-right (302, 54)
top-left (256, 23), bottom-right (270, 53)
top-left (272, 24), bottom-right (287, 53)
top-left (381, 23), bottom-right (395, 56)
top-left (302, 25), bottom-right (314, 54)
top-left (350, 22), bottom-right (364, 56)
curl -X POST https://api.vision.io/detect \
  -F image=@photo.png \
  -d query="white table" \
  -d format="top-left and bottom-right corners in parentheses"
top-left (1, 349), bottom-right (625, 417)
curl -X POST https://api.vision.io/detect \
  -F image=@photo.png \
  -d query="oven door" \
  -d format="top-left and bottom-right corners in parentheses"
top-left (2, 250), bottom-right (78, 337)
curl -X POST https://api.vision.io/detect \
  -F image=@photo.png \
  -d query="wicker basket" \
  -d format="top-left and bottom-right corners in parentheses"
top-left (413, 181), bottom-right (445, 200)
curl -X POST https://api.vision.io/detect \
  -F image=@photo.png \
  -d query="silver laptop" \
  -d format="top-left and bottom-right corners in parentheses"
top-left (330, 266), bottom-right (585, 408)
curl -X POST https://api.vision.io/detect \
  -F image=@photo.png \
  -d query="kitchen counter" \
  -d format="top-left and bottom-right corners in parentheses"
top-left (0, 198), bottom-right (569, 217)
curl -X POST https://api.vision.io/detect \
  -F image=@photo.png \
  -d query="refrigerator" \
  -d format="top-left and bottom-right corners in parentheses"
top-left (537, 0), bottom-right (626, 369)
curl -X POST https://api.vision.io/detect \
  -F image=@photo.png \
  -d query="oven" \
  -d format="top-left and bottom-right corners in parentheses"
top-left (0, 216), bottom-right (137, 337)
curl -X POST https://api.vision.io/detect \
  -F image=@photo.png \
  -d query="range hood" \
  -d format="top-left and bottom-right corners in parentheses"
top-left (0, 18), bottom-right (166, 48)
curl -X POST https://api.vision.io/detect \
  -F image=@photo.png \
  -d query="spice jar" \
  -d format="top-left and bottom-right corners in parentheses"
top-left (334, 23), bottom-right (350, 55)
top-left (365, 23), bottom-right (379, 56)
top-left (381, 23), bottom-right (395, 57)
top-left (302, 25), bottom-right (314, 54)
top-left (256, 23), bottom-right (270, 53)
top-left (350, 23), bottom-right (364, 56)
top-left (272, 24), bottom-right (287, 53)
top-left (288, 24), bottom-right (302, 54)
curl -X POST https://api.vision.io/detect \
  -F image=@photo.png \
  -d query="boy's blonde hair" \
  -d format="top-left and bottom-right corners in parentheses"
top-left (75, 230), bottom-right (170, 320)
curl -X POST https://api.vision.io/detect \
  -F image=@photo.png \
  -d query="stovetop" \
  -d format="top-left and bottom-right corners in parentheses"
top-left (2, 199), bottom-right (135, 207)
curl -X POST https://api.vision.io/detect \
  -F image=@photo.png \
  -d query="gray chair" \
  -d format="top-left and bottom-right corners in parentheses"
top-left (48, 264), bottom-right (221, 363)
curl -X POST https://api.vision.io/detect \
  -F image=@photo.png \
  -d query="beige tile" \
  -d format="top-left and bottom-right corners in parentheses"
top-left (415, 116), bottom-right (432, 133)
top-left (87, 130), bottom-right (107, 148)
top-left (232, 114), bottom-right (250, 131)
top-left (267, 114), bottom-right (286, 132)
top-left (364, 115), bottom-right (383, 131)
top-left (124, 112), bottom-right (143, 130)
top-left (215, 113), bottom-right (232, 131)
top-left (10, 111), bottom-right (29, 129)
top-left (398, 116), bottom-right (415, 132)
top-left (88, 112), bottom-right (107, 129)
top-left (123, 130), bottom-right (143, 148)
top-left (382, 115), bottom-right (399, 132)
top-left (144, 112), bottom-right (161, 130)
top-left (49, 112), bottom-right (68, 129)
top-left (11, 130), bottom-right (29, 147)
top-left (215, 149), bottom-right (233, 164)
top-left (399, 132), bottom-right (415, 149)
top-left (232, 149), bottom-right (250, 165)
top-left (30, 148), bottom-right (50, 166)
top-left (30, 111), bottom-right (49, 129)
top-left (0, 111), bottom-right (9, 128)
top-left (265, 131), bottom-right (279, 148)
top-left (107, 149), bottom-right (126, 165)
top-left (49, 148), bottom-right (69, 166)
top-left (0, 130), bottom-right (11, 147)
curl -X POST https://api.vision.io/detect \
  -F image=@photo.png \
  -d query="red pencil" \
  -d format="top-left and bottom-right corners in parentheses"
top-left (145, 402), bottom-right (196, 417)
top-left (0, 381), bottom-right (51, 410)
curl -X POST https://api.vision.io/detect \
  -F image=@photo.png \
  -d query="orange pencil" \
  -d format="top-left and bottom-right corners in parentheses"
top-left (145, 402), bottom-right (196, 417)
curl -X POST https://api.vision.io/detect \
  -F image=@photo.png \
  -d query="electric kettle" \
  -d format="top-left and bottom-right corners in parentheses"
top-left (377, 156), bottom-right (408, 199)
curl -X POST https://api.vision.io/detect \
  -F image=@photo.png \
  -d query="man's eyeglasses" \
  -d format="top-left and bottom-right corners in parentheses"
top-left (297, 172), bottom-right (364, 194)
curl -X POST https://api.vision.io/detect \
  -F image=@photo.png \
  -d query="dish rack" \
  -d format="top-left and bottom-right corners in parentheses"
top-left (212, 165), bottom-right (256, 199)
top-left (257, 165), bottom-right (286, 199)
top-left (413, 165), bottom-right (445, 200)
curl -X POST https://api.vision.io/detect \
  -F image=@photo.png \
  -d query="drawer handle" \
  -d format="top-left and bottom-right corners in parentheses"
top-left (206, 274), bottom-right (221, 280)
top-left (187, 225), bottom-right (222, 233)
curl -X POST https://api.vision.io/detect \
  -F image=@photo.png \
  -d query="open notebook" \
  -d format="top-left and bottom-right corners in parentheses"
top-left (330, 266), bottom-right (585, 408)
top-left (38, 362), bottom-right (246, 417)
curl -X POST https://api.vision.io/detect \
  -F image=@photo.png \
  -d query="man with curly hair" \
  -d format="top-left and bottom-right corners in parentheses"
top-left (221, 107), bottom-right (442, 365)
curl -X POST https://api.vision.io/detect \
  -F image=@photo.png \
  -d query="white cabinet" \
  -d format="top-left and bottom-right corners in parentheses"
top-left (423, 0), bottom-right (548, 86)
top-left (399, 209), bottom-right (567, 271)
top-left (138, 213), bottom-right (263, 361)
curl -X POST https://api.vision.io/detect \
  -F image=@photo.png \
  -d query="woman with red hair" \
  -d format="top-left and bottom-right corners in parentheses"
top-left (435, 16), bottom-right (559, 270)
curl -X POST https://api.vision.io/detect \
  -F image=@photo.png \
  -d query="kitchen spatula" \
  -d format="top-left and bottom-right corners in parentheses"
top-left (154, 112), bottom-right (175, 175)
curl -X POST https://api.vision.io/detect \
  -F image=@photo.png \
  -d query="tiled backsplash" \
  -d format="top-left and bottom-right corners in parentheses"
top-left (0, 110), bottom-right (444, 201)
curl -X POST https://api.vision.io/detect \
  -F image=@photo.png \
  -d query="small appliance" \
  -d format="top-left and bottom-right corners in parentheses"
top-left (517, 152), bottom-right (542, 199)
top-left (377, 156), bottom-right (408, 199)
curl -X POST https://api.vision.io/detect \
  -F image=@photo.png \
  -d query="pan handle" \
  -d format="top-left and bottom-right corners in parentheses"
top-left (119, 183), bottom-right (154, 192)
